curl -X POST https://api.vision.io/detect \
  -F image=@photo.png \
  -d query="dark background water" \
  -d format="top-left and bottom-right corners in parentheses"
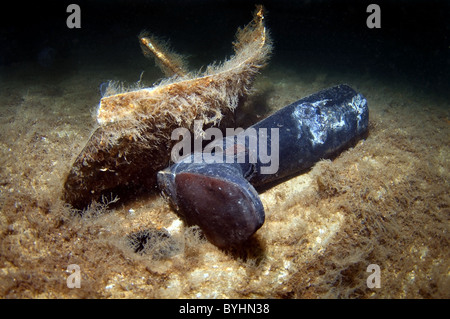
top-left (1, 0), bottom-right (448, 97)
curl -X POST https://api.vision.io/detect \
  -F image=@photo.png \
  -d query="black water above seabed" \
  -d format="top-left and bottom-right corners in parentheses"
top-left (0, 0), bottom-right (448, 101)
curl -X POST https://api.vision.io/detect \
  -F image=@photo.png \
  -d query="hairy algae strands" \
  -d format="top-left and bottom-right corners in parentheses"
top-left (158, 85), bottom-right (369, 247)
top-left (139, 32), bottom-right (188, 77)
top-left (63, 6), bottom-right (272, 209)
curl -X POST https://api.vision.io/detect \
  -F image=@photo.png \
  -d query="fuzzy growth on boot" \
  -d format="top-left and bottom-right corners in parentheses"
top-left (63, 6), bottom-right (272, 209)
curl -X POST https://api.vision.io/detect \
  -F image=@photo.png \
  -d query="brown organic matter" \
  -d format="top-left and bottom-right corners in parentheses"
top-left (63, 6), bottom-right (272, 209)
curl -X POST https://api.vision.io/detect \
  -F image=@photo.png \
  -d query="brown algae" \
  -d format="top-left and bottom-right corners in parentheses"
top-left (63, 6), bottom-right (272, 209)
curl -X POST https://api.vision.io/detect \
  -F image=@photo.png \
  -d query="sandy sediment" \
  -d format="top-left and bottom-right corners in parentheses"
top-left (0, 59), bottom-right (448, 298)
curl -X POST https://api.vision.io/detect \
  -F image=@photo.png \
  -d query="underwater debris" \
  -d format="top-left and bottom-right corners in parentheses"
top-left (159, 163), bottom-right (265, 248)
top-left (139, 31), bottom-right (188, 77)
top-left (63, 6), bottom-right (272, 209)
top-left (158, 85), bottom-right (369, 247)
